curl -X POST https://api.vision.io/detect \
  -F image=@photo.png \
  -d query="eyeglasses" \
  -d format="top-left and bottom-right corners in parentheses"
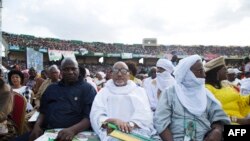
top-left (112, 68), bottom-right (129, 74)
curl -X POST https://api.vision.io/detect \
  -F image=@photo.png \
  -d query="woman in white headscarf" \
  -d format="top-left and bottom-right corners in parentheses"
top-left (154, 55), bottom-right (230, 141)
top-left (156, 59), bottom-right (176, 98)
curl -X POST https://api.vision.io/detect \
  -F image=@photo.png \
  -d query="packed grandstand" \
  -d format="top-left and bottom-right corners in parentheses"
top-left (1, 31), bottom-right (250, 74)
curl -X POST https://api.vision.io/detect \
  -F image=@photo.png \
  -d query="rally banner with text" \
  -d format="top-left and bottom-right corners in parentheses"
top-left (27, 48), bottom-right (43, 71)
top-left (48, 49), bottom-right (76, 61)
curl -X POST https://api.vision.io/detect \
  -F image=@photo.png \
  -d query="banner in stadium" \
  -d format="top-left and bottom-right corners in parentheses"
top-left (132, 54), bottom-right (153, 58)
top-left (79, 48), bottom-right (88, 55)
top-left (9, 45), bottom-right (20, 50)
top-left (94, 52), bottom-right (104, 56)
top-left (48, 49), bottom-right (63, 61)
top-left (74, 51), bottom-right (80, 55)
top-left (107, 53), bottom-right (120, 57)
top-left (157, 53), bottom-right (172, 59)
top-left (132, 54), bottom-right (141, 58)
top-left (146, 54), bottom-right (157, 58)
top-left (228, 55), bottom-right (238, 58)
top-left (121, 53), bottom-right (133, 59)
top-left (39, 48), bottom-right (48, 53)
top-left (48, 49), bottom-right (76, 61)
top-left (26, 48), bottom-right (43, 71)
top-left (62, 51), bottom-right (76, 60)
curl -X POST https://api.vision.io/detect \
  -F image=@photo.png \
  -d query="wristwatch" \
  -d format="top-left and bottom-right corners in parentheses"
top-left (101, 121), bottom-right (108, 128)
top-left (128, 121), bottom-right (135, 128)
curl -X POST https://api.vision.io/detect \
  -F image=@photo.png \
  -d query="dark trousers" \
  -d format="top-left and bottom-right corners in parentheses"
top-left (12, 132), bottom-right (30, 141)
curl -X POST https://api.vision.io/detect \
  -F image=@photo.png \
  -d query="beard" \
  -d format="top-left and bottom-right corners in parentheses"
top-left (114, 80), bottom-right (127, 87)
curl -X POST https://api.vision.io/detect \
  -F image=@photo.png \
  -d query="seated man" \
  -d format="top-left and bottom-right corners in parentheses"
top-left (154, 55), bottom-right (230, 141)
top-left (29, 58), bottom-right (96, 141)
top-left (26, 67), bottom-right (44, 94)
top-left (143, 67), bottom-right (158, 112)
top-left (155, 58), bottom-right (175, 98)
top-left (90, 61), bottom-right (156, 141)
top-left (34, 65), bottom-right (61, 109)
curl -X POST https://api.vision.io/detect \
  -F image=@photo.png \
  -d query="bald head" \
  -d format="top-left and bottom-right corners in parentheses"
top-left (113, 61), bottom-right (128, 70)
top-left (61, 58), bottom-right (78, 68)
top-left (61, 58), bottom-right (79, 85)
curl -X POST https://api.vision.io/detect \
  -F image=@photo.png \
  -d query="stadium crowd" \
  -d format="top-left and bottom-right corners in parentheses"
top-left (3, 32), bottom-right (250, 57)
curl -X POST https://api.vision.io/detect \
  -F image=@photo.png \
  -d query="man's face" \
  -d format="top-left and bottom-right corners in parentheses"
top-left (41, 71), bottom-right (47, 79)
top-left (217, 66), bottom-right (227, 81)
top-left (112, 63), bottom-right (129, 87)
top-left (105, 69), bottom-right (112, 80)
top-left (49, 69), bottom-right (60, 82)
top-left (151, 68), bottom-right (157, 79)
top-left (61, 61), bottom-right (79, 84)
top-left (227, 73), bottom-right (236, 82)
top-left (172, 55), bottom-right (178, 62)
top-left (29, 69), bottom-right (37, 77)
top-left (190, 60), bottom-right (206, 78)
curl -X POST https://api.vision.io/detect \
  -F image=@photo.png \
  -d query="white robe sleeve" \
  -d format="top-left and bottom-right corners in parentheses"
top-left (130, 87), bottom-right (154, 132)
top-left (90, 89), bottom-right (109, 135)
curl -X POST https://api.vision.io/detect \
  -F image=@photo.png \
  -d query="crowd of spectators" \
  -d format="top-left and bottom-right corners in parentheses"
top-left (1, 56), bottom-right (153, 77)
top-left (3, 32), bottom-right (250, 57)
